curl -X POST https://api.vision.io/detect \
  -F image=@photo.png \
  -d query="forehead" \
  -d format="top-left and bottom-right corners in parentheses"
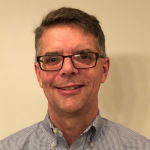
top-left (40, 24), bottom-right (98, 55)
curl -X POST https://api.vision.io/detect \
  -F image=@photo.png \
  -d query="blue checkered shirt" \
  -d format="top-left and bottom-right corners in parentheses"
top-left (0, 112), bottom-right (150, 150)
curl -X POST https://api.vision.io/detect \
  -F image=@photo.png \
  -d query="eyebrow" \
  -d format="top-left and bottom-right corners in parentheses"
top-left (44, 52), bottom-right (60, 55)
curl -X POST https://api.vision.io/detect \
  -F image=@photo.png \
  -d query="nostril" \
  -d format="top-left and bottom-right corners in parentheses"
top-left (62, 71), bottom-right (75, 76)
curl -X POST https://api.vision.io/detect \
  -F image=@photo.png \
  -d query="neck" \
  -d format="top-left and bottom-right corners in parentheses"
top-left (48, 105), bottom-right (98, 146)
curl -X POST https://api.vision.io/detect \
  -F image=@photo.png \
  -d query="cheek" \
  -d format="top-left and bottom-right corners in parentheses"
top-left (89, 68), bottom-right (103, 90)
top-left (92, 75), bottom-right (101, 90)
top-left (79, 69), bottom-right (99, 88)
top-left (41, 72), bottom-right (58, 88)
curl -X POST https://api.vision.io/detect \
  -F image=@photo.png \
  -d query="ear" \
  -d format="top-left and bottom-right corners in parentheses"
top-left (34, 62), bottom-right (43, 88)
top-left (101, 57), bottom-right (110, 83)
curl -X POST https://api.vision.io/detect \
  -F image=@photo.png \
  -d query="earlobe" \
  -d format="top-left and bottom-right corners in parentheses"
top-left (34, 62), bottom-right (43, 88)
top-left (101, 57), bottom-right (110, 83)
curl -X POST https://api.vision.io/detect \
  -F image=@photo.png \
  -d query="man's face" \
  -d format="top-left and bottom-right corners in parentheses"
top-left (35, 24), bottom-right (109, 114)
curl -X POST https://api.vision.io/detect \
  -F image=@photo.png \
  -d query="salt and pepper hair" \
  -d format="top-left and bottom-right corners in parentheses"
top-left (34, 7), bottom-right (106, 59)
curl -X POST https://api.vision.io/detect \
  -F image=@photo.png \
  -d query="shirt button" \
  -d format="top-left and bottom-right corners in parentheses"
top-left (53, 129), bottom-right (57, 134)
top-left (51, 143), bottom-right (54, 148)
top-left (91, 143), bottom-right (94, 147)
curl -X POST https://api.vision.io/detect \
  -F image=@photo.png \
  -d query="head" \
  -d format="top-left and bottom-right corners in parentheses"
top-left (34, 7), bottom-right (109, 117)
top-left (34, 7), bottom-right (106, 60)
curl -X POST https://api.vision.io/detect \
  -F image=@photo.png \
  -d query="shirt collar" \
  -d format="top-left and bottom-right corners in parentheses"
top-left (42, 110), bottom-right (104, 143)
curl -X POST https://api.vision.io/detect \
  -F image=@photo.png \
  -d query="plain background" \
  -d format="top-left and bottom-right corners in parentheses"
top-left (0, 0), bottom-right (150, 140)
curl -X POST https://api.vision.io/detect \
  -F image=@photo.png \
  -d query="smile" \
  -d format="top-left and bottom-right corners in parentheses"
top-left (56, 85), bottom-right (84, 90)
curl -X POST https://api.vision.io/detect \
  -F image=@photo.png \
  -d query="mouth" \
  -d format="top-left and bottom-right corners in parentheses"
top-left (56, 85), bottom-right (84, 90)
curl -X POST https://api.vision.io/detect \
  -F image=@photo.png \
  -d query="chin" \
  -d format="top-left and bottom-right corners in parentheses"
top-left (60, 105), bottom-right (83, 114)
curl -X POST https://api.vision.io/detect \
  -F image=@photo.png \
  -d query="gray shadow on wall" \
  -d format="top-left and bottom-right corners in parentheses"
top-left (98, 54), bottom-right (150, 132)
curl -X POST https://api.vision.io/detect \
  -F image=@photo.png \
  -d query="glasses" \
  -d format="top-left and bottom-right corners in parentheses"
top-left (36, 52), bottom-right (103, 71)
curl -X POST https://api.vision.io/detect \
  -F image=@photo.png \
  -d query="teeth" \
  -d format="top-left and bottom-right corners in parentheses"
top-left (60, 86), bottom-right (81, 90)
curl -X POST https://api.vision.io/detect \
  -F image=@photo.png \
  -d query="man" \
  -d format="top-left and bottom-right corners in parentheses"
top-left (0, 7), bottom-right (150, 150)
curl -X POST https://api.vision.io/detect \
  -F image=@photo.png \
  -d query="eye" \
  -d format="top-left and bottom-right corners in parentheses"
top-left (44, 57), bottom-right (57, 63)
top-left (81, 55), bottom-right (88, 59)
top-left (73, 53), bottom-right (93, 61)
top-left (42, 55), bottom-right (63, 66)
top-left (50, 57), bottom-right (57, 62)
top-left (80, 53), bottom-right (93, 60)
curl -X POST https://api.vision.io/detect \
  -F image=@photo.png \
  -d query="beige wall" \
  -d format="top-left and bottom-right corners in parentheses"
top-left (0, 0), bottom-right (150, 140)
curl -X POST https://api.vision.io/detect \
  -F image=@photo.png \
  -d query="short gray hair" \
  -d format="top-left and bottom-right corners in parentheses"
top-left (34, 7), bottom-right (106, 59)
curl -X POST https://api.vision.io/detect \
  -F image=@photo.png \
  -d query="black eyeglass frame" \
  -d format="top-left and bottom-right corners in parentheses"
top-left (36, 52), bottom-right (104, 71)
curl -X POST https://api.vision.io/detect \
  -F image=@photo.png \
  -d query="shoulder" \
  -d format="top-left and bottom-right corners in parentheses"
top-left (0, 121), bottom-right (43, 150)
top-left (103, 118), bottom-right (150, 149)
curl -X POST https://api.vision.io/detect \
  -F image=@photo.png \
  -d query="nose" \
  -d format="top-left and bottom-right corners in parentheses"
top-left (59, 57), bottom-right (78, 77)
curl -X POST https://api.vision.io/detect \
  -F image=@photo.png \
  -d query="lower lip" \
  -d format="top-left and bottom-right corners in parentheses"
top-left (56, 86), bottom-right (84, 95)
